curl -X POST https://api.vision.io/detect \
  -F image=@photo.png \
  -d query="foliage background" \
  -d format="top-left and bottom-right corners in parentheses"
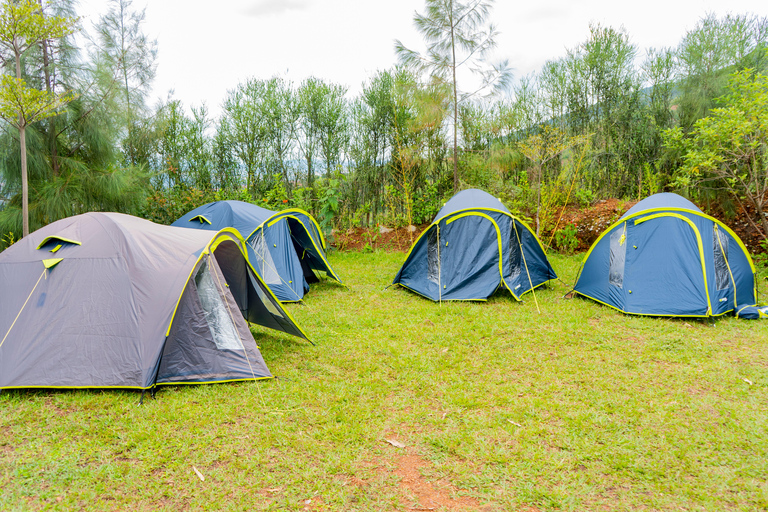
top-left (0, 4), bottom-right (767, 255)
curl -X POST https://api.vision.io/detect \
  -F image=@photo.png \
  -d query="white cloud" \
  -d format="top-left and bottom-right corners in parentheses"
top-left (242, 0), bottom-right (310, 17)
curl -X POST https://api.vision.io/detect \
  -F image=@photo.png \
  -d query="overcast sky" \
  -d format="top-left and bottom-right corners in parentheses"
top-left (76, 0), bottom-right (768, 118)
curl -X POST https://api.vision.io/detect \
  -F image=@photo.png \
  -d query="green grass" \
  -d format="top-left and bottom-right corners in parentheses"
top-left (2, 251), bottom-right (768, 511)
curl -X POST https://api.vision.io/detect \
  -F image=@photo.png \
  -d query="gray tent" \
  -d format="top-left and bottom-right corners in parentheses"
top-left (0, 212), bottom-right (308, 390)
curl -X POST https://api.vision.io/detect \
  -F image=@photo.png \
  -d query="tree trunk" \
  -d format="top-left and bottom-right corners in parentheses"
top-left (39, 1), bottom-right (59, 176)
top-left (450, 3), bottom-right (459, 193)
top-left (754, 200), bottom-right (768, 243)
top-left (14, 42), bottom-right (29, 237)
top-left (20, 123), bottom-right (29, 237)
top-left (120, 0), bottom-right (135, 166)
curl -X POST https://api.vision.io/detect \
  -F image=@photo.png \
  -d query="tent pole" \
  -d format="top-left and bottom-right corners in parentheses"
top-left (514, 221), bottom-right (541, 314)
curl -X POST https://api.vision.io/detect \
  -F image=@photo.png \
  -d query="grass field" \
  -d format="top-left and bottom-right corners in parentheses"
top-left (2, 250), bottom-right (768, 511)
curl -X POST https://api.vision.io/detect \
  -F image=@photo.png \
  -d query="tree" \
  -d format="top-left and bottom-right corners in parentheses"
top-left (155, 98), bottom-right (187, 188)
top-left (221, 78), bottom-right (269, 192)
top-left (211, 119), bottom-right (239, 191)
top-left (297, 77), bottom-right (323, 189)
top-left (261, 78), bottom-right (298, 193)
top-left (0, 0), bottom-right (76, 237)
top-left (518, 126), bottom-right (590, 236)
top-left (395, 0), bottom-right (511, 192)
top-left (92, 0), bottom-right (157, 166)
top-left (348, 70), bottom-right (397, 219)
top-left (665, 68), bottom-right (768, 240)
top-left (316, 81), bottom-right (349, 179)
top-left (676, 13), bottom-right (768, 130)
top-left (296, 78), bottom-right (349, 187)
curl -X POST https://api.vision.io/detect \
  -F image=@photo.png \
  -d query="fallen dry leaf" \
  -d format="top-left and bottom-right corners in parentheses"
top-left (192, 466), bottom-right (205, 482)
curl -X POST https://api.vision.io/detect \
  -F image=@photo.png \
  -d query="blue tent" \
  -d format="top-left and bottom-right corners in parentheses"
top-left (573, 193), bottom-right (757, 317)
top-left (392, 189), bottom-right (557, 301)
top-left (173, 201), bottom-right (342, 302)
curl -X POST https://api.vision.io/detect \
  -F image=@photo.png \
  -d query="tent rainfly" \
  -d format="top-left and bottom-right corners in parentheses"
top-left (173, 201), bottom-right (342, 302)
top-left (0, 212), bottom-right (308, 390)
top-left (573, 193), bottom-right (759, 318)
top-left (392, 189), bottom-right (557, 301)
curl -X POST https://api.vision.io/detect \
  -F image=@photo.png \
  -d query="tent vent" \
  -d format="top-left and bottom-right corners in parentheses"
top-left (190, 215), bottom-right (212, 225)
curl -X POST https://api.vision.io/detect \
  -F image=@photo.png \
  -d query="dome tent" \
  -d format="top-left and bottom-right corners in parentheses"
top-left (0, 212), bottom-right (308, 390)
top-left (573, 193), bottom-right (757, 317)
top-left (392, 189), bottom-right (557, 301)
top-left (173, 201), bottom-right (342, 302)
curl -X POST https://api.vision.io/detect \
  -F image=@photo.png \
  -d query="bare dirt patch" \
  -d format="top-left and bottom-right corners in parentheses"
top-left (333, 196), bottom-right (766, 255)
top-left (334, 225), bottom-right (429, 252)
top-left (546, 198), bottom-right (636, 251)
top-left (548, 196), bottom-right (765, 254)
top-left (393, 451), bottom-right (483, 511)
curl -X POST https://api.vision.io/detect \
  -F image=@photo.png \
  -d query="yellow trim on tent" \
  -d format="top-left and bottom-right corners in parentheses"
top-left (437, 207), bottom-right (550, 255)
top-left (580, 207), bottom-right (756, 273)
top-left (0, 377), bottom-right (272, 390)
top-left (164, 227), bottom-right (310, 341)
top-left (249, 212), bottom-right (342, 285)
top-left (394, 206), bottom-right (552, 291)
top-left (634, 212), bottom-right (712, 314)
top-left (444, 211), bottom-right (517, 299)
top-left (156, 376), bottom-right (272, 386)
top-left (247, 208), bottom-right (328, 251)
top-left (189, 215), bottom-right (212, 225)
top-left (572, 289), bottom-right (733, 318)
top-left (36, 236), bottom-right (81, 249)
top-left (0, 384), bottom-right (153, 390)
top-left (736, 304), bottom-right (768, 318)
top-left (209, 229), bottom-right (311, 341)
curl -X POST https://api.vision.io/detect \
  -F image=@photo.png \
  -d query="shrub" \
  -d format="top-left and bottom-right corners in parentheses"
top-left (553, 223), bottom-right (579, 254)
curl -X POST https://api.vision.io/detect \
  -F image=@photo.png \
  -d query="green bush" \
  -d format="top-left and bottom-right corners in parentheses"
top-left (553, 223), bottom-right (579, 253)
top-left (573, 187), bottom-right (596, 207)
top-left (141, 187), bottom-right (214, 225)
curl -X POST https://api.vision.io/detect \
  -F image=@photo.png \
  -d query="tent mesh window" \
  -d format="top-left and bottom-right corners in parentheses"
top-left (427, 228), bottom-right (441, 284)
top-left (195, 259), bottom-right (243, 350)
top-left (507, 220), bottom-right (522, 280)
top-left (249, 232), bottom-right (281, 286)
top-left (609, 224), bottom-right (627, 288)
top-left (713, 226), bottom-right (730, 290)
